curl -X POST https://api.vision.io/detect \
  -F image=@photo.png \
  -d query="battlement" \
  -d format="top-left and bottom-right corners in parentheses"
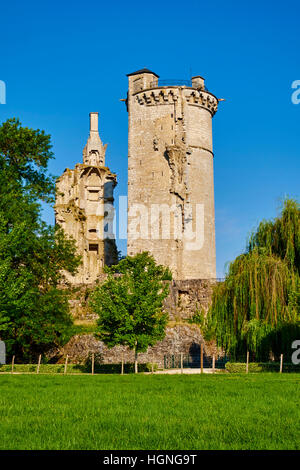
top-left (133, 87), bottom-right (218, 116)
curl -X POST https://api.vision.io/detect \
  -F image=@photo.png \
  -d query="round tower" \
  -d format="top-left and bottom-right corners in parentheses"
top-left (126, 69), bottom-right (218, 280)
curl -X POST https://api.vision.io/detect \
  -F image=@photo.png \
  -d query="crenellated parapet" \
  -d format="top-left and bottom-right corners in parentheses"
top-left (133, 86), bottom-right (218, 116)
top-left (183, 89), bottom-right (218, 116)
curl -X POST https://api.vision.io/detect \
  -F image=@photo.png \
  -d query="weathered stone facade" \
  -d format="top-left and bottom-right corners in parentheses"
top-left (165, 279), bottom-right (217, 321)
top-left (52, 324), bottom-right (222, 368)
top-left (126, 69), bottom-right (218, 280)
top-left (55, 113), bottom-right (117, 284)
top-left (68, 278), bottom-right (216, 322)
top-left (53, 71), bottom-right (221, 363)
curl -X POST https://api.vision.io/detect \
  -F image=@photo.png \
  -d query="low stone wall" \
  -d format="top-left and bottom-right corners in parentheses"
top-left (60, 278), bottom-right (219, 365)
top-left (51, 324), bottom-right (221, 369)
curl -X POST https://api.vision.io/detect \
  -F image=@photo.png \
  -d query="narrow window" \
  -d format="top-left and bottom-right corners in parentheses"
top-left (88, 189), bottom-right (99, 201)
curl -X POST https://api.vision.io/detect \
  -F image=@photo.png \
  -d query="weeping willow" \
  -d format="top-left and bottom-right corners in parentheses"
top-left (206, 198), bottom-right (300, 360)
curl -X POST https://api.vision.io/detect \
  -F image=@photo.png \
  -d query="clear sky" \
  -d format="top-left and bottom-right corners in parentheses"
top-left (1, 0), bottom-right (299, 277)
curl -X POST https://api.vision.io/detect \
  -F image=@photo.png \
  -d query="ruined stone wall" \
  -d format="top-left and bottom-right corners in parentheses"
top-left (126, 70), bottom-right (218, 280)
top-left (68, 277), bottom-right (216, 322)
top-left (55, 113), bottom-right (118, 284)
top-left (67, 277), bottom-right (107, 319)
top-left (165, 279), bottom-right (217, 321)
top-left (52, 324), bottom-right (222, 369)
top-left (62, 277), bottom-right (218, 366)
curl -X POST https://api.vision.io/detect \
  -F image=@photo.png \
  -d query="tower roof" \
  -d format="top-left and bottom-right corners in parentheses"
top-left (127, 68), bottom-right (159, 78)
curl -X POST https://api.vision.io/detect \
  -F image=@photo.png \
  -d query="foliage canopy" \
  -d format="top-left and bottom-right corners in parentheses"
top-left (0, 118), bottom-right (81, 360)
top-left (90, 252), bottom-right (172, 367)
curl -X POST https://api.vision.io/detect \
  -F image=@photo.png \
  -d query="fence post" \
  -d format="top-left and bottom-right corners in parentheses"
top-left (121, 353), bottom-right (124, 375)
top-left (212, 354), bottom-right (215, 374)
top-left (36, 355), bottom-right (41, 374)
top-left (180, 353), bottom-right (183, 374)
top-left (200, 343), bottom-right (203, 374)
top-left (92, 353), bottom-right (95, 375)
top-left (246, 351), bottom-right (249, 374)
top-left (64, 355), bottom-right (68, 375)
top-left (11, 355), bottom-right (15, 374)
top-left (280, 354), bottom-right (283, 373)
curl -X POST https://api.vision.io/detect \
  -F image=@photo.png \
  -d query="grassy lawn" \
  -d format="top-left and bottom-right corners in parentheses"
top-left (0, 373), bottom-right (299, 450)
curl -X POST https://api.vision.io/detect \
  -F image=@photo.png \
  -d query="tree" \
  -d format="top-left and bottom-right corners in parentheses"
top-left (0, 117), bottom-right (55, 203)
top-left (90, 252), bottom-right (172, 372)
top-left (0, 118), bottom-right (81, 361)
top-left (204, 198), bottom-right (300, 361)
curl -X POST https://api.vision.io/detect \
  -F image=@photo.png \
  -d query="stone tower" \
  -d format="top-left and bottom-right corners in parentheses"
top-left (55, 112), bottom-right (117, 284)
top-left (126, 69), bottom-right (218, 280)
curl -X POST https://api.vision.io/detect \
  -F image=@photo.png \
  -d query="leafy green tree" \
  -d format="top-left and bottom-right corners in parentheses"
top-left (205, 198), bottom-right (300, 361)
top-left (90, 252), bottom-right (172, 372)
top-left (0, 118), bottom-right (81, 361)
top-left (0, 117), bottom-right (55, 203)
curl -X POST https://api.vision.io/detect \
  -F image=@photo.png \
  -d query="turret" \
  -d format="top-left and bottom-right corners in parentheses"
top-left (127, 68), bottom-right (159, 95)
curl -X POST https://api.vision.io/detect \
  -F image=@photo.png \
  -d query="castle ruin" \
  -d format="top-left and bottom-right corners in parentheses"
top-left (54, 69), bottom-right (221, 363)
top-left (55, 69), bottom-right (219, 301)
top-left (55, 112), bottom-right (117, 284)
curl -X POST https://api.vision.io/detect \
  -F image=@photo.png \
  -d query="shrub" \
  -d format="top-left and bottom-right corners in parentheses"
top-left (225, 362), bottom-right (300, 373)
top-left (0, 362), bottom-right (158, 374)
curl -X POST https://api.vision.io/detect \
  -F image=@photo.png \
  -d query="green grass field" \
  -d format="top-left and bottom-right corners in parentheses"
top-left (0, 373), bottom-right (299, 450)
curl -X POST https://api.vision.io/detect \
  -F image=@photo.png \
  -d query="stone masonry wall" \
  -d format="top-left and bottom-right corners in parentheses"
top-left (52, 324), bottom-right (222, 369)
top-left (61, 278), bottom-right (218, 366)
top-left (165, 279), bottom-right (217, 321)
top-left (55, 113), bottom-right (117, 285)
top-left (68, 278), bottom-right (216, 321)
top-left (127, 70), bottom-right (218, 280)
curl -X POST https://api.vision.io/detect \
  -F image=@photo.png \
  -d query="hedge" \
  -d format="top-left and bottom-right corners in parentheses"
top-left (0, 362), bottom-right (158, 374)
top-left (225, 362), bottom-right (300, 373)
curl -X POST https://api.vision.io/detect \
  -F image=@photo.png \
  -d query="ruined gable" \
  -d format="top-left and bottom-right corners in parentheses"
top-left (55, 112), bottom-right (117, 284)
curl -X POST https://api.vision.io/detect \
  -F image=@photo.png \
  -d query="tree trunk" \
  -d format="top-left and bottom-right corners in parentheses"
top-left (134, 350), bottom-right (138, 374)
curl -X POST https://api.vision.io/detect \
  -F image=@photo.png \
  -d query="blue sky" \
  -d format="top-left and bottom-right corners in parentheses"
top-left (1, 0), bottom-right (299, 276)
